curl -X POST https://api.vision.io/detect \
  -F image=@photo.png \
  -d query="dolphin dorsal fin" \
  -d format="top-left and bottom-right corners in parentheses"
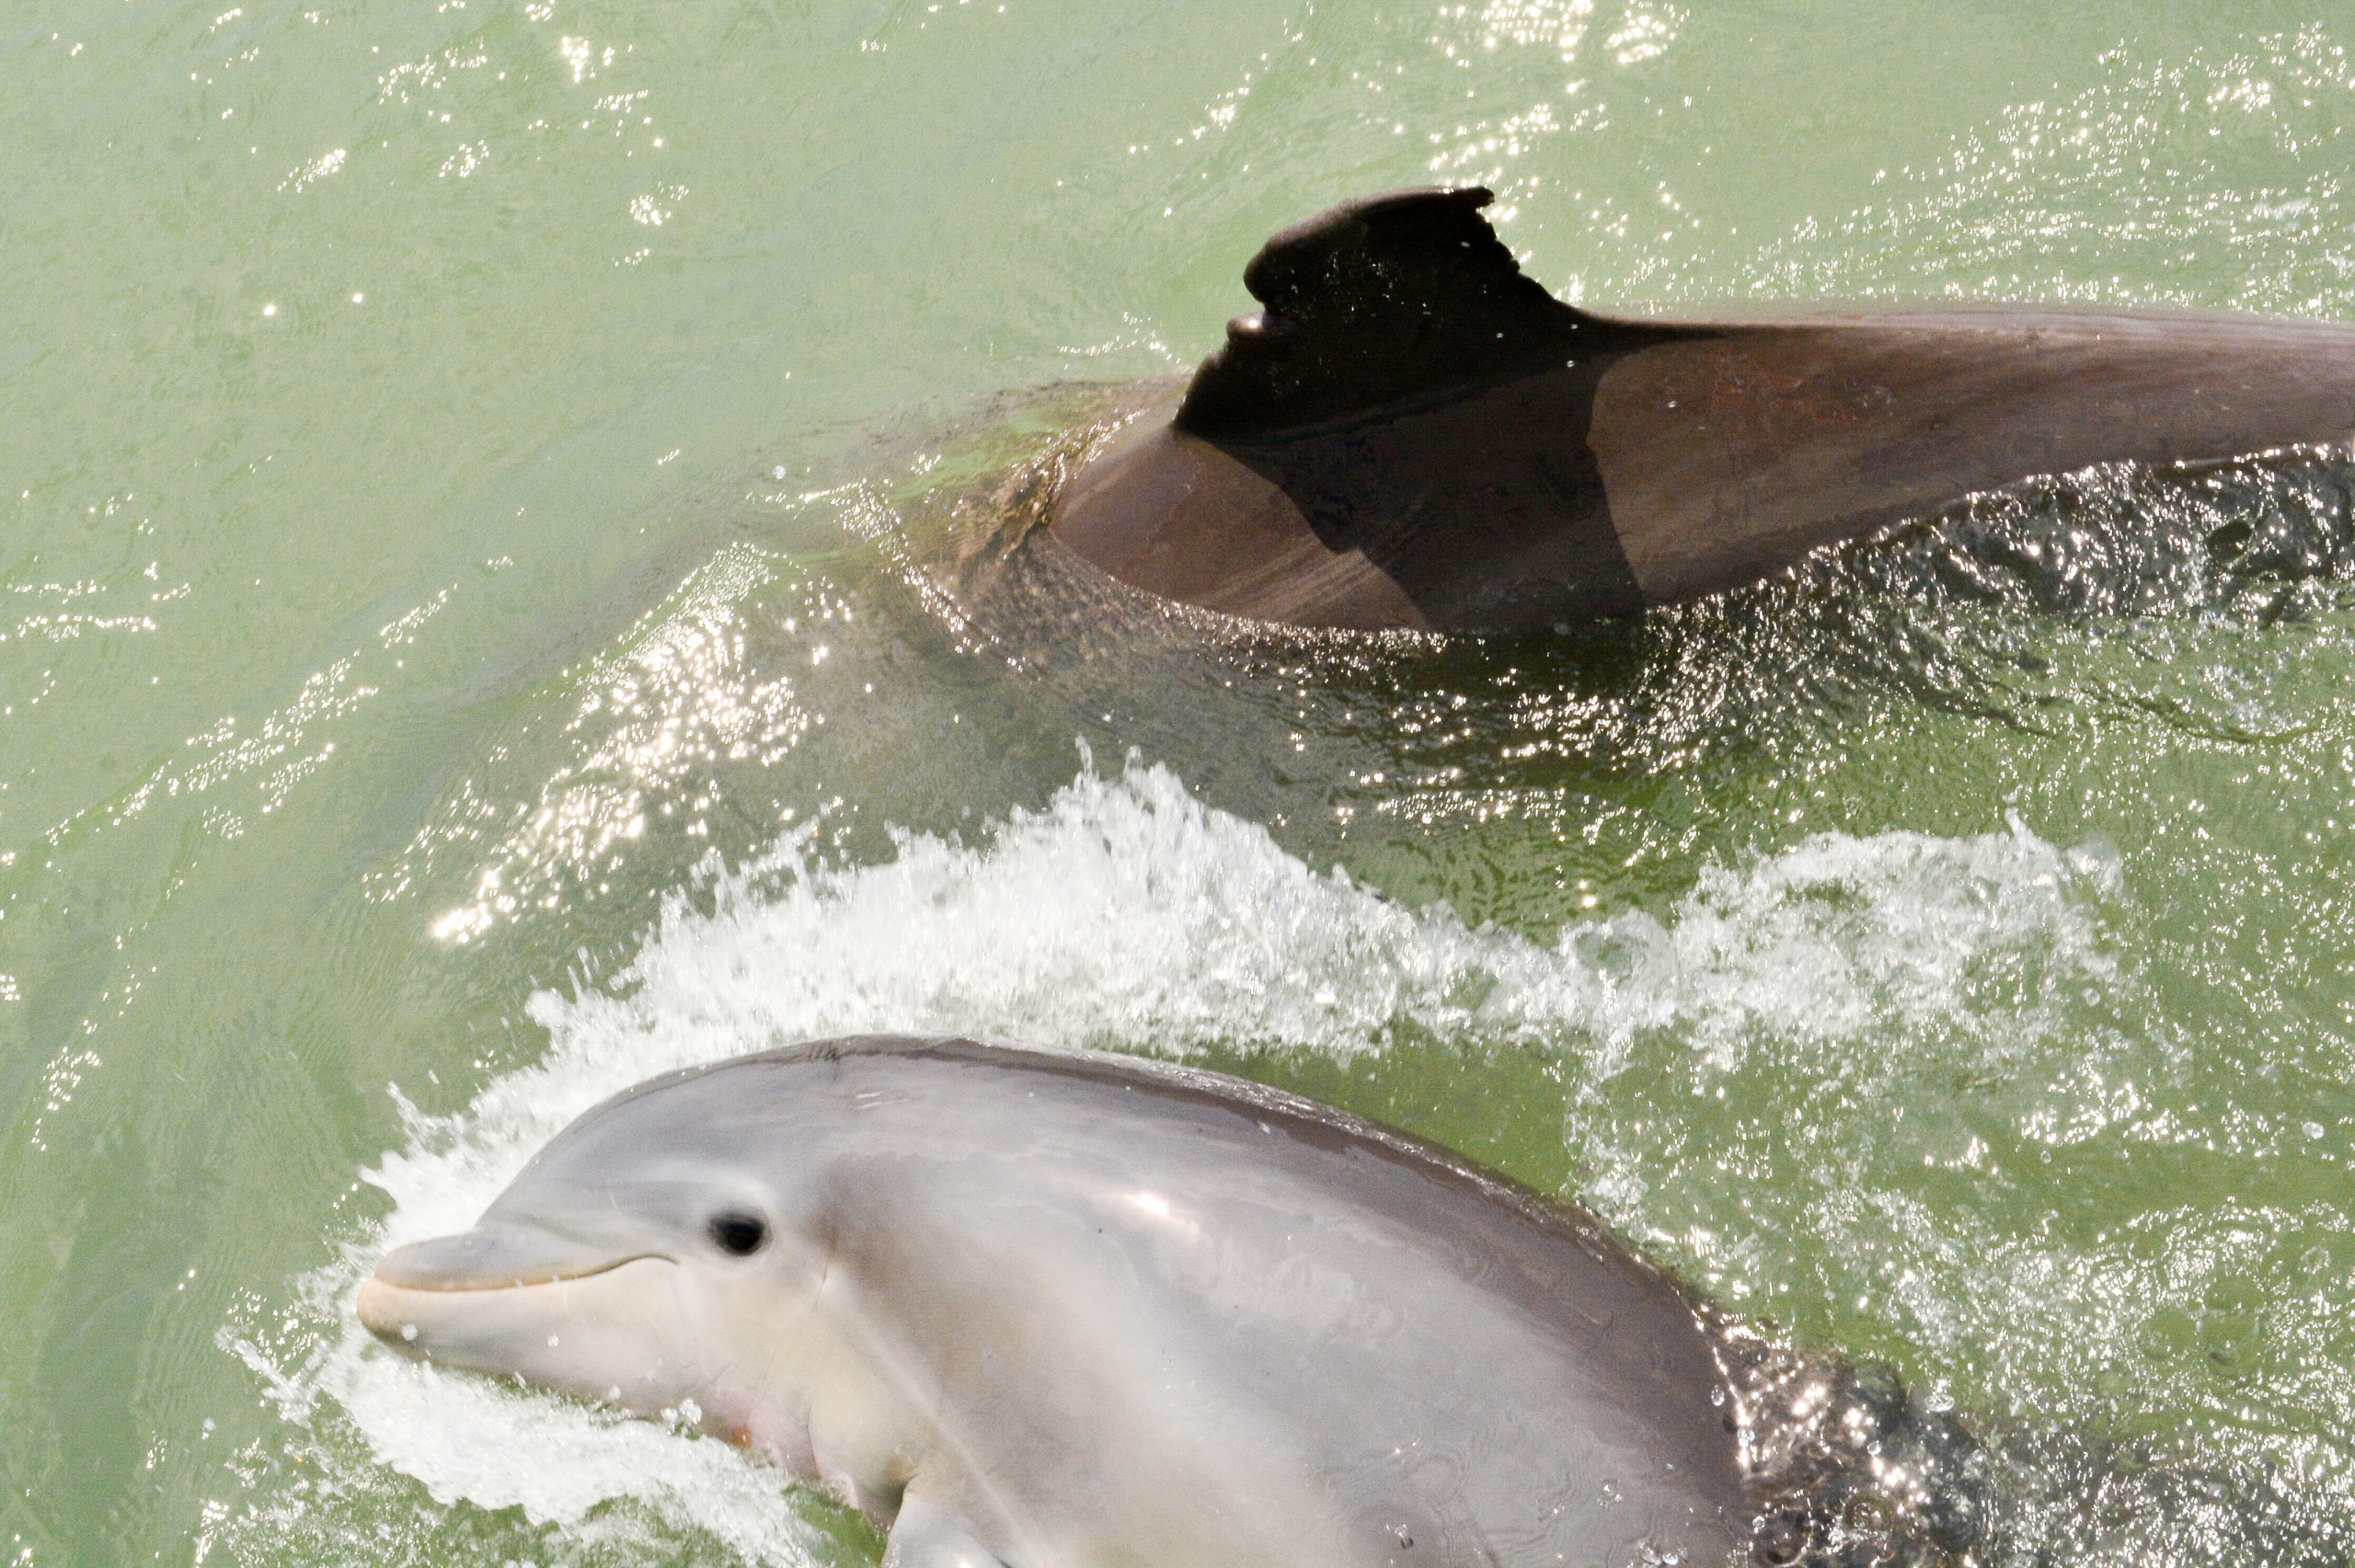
top-left (1173, 186), bottom-right (1591, 440)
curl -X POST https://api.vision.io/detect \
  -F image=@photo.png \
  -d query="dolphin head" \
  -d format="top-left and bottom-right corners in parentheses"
top-left (356, 1059), bottom-right (833, 1462)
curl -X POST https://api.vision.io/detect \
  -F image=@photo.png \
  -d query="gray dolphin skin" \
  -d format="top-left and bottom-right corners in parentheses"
top-left (1048, 186), bottom-right (2355, 631)
top-left (358, 1037), bottom-right (1979, 1568)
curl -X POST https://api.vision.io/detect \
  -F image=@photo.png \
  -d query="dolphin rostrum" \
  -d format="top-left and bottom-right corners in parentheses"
top-left (1047, 187), bottom-right (2355, 630)
top-left (359, 1036), bottom-right (1984, 1568)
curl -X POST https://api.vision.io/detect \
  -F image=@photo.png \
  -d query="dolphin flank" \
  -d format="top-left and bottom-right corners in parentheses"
top-left (1046, 186), bottom-right (2355, 630)
top-left (359, 1036), bottom-right (1982, 1568)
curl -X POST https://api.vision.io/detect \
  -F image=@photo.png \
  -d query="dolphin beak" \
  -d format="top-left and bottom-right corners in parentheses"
top-left (373, 1222), bottom-right (650, 1291)
top-left (353, 1276), bottom-right (431, 1346)
top-left (355, 1228), bottom-right (692, 1413)
top-left (357, 1222), bottom-right (661, 1352)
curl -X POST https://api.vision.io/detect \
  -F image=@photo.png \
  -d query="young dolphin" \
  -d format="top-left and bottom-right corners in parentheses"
top-left (359, 1036), bottom-right (1977, 1568)
top-left (1049, 187), bottom-right (2355, 630)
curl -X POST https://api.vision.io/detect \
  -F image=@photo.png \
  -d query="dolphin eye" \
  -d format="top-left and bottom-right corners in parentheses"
top-left (708, 1210), bottom-right (769, 1257)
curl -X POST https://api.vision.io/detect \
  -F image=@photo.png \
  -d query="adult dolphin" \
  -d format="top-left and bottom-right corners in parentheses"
top-left (1048, 187), bottom-right (2355, 631)
top-left (357, 1036), bottom-right (1979, 1568)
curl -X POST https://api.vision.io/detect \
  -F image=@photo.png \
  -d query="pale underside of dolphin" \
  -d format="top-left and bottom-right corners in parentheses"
top-left (357, 1038), bottom-right (1980, 1568)
top-left (1046, 186), bottom-right (2355, 632)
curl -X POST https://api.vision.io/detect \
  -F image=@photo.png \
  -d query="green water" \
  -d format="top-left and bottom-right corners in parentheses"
top-left (7, 0), bottom-right (2355, 1562)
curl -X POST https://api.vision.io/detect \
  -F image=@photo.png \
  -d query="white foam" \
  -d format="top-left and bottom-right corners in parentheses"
top-left (327, 1353), bottom-right (821, 1558)
top-left (298, 757), bottom-right (2119, 1560)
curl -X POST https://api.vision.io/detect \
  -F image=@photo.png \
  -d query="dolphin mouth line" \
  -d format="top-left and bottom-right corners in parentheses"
top-left (367, 1250), bottom-right (668, 1293)
top-left (355, 1253), bottom-right (680, 1348)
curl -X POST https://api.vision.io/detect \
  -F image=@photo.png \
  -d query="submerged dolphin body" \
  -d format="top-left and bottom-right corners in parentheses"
top-left (358, 1037), bottom-right (1979, 1568)
top-left (1048, 187), bottom-right (2355, 631)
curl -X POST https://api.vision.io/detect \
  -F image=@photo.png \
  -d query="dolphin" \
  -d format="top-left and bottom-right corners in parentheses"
top-left (358, 1036), bottom-right (1982, 1568)
top-left (1046, 187), bottom-right (2355, 631)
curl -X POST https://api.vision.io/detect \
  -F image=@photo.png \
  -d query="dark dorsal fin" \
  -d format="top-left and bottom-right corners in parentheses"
top-left (1173, 187), bottom-right (1591, 441)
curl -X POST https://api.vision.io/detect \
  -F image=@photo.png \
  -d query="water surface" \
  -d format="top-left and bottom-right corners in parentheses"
top-left (6, 1), bottom-right (2355, 1563)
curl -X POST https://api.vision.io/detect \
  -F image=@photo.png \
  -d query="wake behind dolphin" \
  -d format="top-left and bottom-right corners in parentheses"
top-left (360, 1036), bottom-right (1984, 1568)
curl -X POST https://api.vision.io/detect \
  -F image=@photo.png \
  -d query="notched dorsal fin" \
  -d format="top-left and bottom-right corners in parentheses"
top-left (1174, 186), bottom-right (1590, 440)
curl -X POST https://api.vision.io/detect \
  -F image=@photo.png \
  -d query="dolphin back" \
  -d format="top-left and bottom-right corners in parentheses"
top-left (1051, 189), bottom-right (2355, 631)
